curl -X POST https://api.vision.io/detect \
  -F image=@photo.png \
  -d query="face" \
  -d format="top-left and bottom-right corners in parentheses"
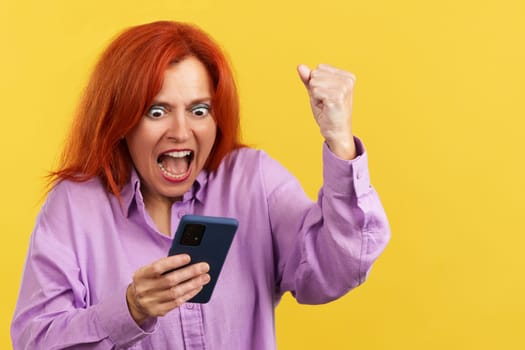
top-left (126, 56), bottom-right (217, 206)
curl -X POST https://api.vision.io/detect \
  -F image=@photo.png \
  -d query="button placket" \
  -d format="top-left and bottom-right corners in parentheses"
top-left (171, 199), bottom-right (194, 235)
top-left (180, 302), bottom-right (205, 348)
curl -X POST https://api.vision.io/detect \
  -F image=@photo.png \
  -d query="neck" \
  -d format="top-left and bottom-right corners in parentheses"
top-left (142, 193), bottom-right (180, 236)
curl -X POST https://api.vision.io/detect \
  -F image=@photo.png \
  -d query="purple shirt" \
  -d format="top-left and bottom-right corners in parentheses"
top-left (12, 140), bottom-right (389, 349)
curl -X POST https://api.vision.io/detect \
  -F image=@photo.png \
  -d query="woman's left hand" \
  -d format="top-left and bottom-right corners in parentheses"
top-left (298, 64), bottom-right (357, 160)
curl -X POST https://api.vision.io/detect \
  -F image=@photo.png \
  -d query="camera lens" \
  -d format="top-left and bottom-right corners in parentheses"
top-left (180, 224), bottom-right (205, 246)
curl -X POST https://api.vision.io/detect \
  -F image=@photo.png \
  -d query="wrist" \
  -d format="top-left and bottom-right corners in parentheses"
top-left (326, 136), bottom-right (357, 160)
top-left (126, 283), bottom-right (149, 326)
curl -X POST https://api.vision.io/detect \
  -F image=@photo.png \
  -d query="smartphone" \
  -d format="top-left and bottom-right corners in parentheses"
top-left (167, 214), bottom-right (238, 303)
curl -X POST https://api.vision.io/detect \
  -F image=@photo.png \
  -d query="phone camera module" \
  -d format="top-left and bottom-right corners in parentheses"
top-left (180, 224), bottom-right (205, 246)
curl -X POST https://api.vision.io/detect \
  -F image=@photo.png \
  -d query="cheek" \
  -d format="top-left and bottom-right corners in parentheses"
top-left (126, 127), bottom-right (153, 165)
top-left (127, 121), bottom-right (160, 150)
top-left (203, 123), bottom-right (217, 151)
top-left (195, 122), bottom-right (217, 163)
top-left (125, 136), bottom-right (139, 162)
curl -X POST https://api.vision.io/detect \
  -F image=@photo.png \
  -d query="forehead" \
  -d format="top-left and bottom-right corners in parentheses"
top-left (155, 56), bottom-right (213, 102)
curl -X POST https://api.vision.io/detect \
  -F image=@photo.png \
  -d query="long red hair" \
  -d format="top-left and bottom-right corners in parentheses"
top-left (50, 21), bottom-right (243, 197)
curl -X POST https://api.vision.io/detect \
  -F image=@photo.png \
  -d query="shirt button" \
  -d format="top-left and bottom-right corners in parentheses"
top-left (185, 303), bottom-right (194, 309)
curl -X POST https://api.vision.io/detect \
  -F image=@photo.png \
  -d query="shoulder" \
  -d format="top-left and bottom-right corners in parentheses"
top-left (219, 147), bottom-right (282, 172)
top-left (43, 177), bottom-right (113, 218)
top-left (30, 178), bottom-right (113, 250)
top-left (215, 147), bottom-right (291, 182)
top-left (223, 146), bottom-right (266, 164)
top-left (213, 147), bottom-right (297, 195)
top-left (48, 177), bottom-right (108, 202)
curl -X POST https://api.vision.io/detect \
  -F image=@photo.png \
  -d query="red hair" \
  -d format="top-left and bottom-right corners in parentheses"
top-left (50, 21), bottom-right (243, 197)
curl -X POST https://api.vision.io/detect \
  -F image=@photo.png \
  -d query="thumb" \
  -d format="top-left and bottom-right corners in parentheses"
top-left (297, 64), bottom-right (312, 87)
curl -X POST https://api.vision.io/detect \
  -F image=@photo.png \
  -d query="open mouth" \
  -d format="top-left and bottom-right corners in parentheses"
top-left (157, 150), bottom-right (194, 180)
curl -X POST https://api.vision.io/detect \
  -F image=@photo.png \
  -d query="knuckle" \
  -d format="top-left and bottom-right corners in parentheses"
top-left (174, 296), bottom-right (187, 307)
top-left (151, 264), bottom-right (164, 276)
top-left (344, 76), bottom-right (354, 86)
top-left (170, 285), bottom-right (181, 299)
top-left (309, 81), bottom-right (320, 91)
top-left (190, 277), bottom-right (202, 289)
top-left (158, 276), bottom-right (171, 289)
top-left (311, 69), bottom-right (321, 79)
top-left (342, 70), bottom-right (355, 78)
top-left (158, 309), bottom-right (168, 317)
top-left (134, 286), bottom-right (147, 299)
top-left (132, 271), bottom-right (141, 282)
top-left (166, 273), bottom-right (180, 286)
top-left (192, 263), bottom-right (206, 274)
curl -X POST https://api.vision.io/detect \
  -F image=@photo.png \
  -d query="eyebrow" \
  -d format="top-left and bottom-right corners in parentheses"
top-left (150, 97), bottom-right (212, 109)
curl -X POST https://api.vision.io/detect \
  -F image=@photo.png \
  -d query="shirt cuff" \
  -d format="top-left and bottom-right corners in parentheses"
top-left (93, 284), bottom-right (158, 347)
top-left (322, 136), bottom-right (372, 197)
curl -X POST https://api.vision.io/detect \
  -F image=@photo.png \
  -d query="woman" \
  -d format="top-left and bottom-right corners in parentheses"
top-left (12, 21), bottom-right (389, 349)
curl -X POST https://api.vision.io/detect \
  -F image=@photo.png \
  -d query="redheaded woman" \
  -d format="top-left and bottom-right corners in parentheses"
top-left (12, 21), bottom-right (389, 349)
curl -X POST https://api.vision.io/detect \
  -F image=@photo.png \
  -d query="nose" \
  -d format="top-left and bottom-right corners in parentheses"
top-left (166, 112), bottom-right (190, 142)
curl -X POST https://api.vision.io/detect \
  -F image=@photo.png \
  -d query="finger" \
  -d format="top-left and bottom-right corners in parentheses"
top-left (143, 254), bottom-right (192, 278)
top-left (137, 272), bottom-right (210, 307)
top-left (155, 285), bottom-right (205, 316)
top-left (309, 78), bottom-right (355, 94)
top-left (310, 70), bottom-right (356, 87)
top-left (310, 86), bottom-right (352, 106)
top-left (132, 255), bottom-right (192, 294)
top-left (316, 64), bottom-right (356, 80)
top-left (310, 67), bottom-right (356, 88)
top-left (297, 64), bottom-right (312, 87)
top-left (130, 272), bottom-right (210, 317)
top-left (138, 261), bottom-right (210, 295)
top-left (160, 273), bottom-right (211, 303)
top-left (163, 262), bottom-right (210, 287)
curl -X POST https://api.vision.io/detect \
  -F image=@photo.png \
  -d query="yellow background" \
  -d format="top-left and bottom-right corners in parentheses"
top-left (1, 0), bottom-right (524, 348)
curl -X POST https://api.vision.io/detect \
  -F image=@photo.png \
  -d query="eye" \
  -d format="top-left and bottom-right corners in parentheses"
top-left (191, 103), bottom-right (210, 118)
top-left (146, 105), bottom-right (168, 119)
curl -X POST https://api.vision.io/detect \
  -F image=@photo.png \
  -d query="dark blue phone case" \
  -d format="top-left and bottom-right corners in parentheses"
top-left (168, 215), bottom-right (238, 303)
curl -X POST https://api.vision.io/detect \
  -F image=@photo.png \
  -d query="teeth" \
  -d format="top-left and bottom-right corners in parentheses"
top-left (164, 150), bottom-right (192, 158)
top-left (158, 163), bottom-right (188, 179)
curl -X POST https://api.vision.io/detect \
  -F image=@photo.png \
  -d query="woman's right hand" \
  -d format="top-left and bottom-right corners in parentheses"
top-left (126, 254), bottom-right (210, 325)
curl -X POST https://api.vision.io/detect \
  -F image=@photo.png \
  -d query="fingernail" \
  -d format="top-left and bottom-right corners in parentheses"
top-left (203, 263), bottom-right (210, 272)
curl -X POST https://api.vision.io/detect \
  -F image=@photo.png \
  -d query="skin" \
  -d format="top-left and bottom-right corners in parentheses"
top-left (126, 59), bottom-right (357, 326)
top-left (297, 64), bottom-right (357, 160)
top-left (126, 56), bottom-right (217, 235)
top-left (125, 56), bottom-right (216, 325)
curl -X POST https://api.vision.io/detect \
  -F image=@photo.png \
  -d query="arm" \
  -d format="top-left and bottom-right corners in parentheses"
top-left (11, 186), bottom-right (154, 349)
top-left (267, 139), bottom-right (390, 303)
top-left (11, 183), bottom-right (211, 350)
top-left (268, 64), bottom-right (389, 303)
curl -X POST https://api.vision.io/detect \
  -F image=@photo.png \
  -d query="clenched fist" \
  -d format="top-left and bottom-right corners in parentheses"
top-left (297, 64), bottom-right (357, 160)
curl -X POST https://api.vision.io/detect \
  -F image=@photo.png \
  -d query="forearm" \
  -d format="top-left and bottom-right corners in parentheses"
top-left (11, 284), bottom-right (156, 350)
top-left (273, 139), bottom-right (390, 303)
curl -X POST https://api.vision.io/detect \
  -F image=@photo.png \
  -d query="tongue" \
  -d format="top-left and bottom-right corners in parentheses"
top-left (161, 156), bottom-right (189, 175)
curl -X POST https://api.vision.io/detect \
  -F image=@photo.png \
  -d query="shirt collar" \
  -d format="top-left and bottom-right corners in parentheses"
top-left (120, 167), bottom-right (209, 217)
